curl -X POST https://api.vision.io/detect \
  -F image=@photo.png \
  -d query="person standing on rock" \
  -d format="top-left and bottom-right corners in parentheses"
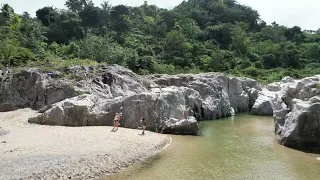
top-left (141, 117), bottom-right (147, 135)
top-left (112, 113), bottom-right (120, 132)
top-left (184, 106), bottom-right (190, 120)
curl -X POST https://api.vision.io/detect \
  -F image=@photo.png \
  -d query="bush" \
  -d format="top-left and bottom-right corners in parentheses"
top-left (238, 58), bottom-right (251, 69)
top-left (281, 68), bottom-right (300, 79)
top-left (243, 67), bottom-right (261, 77)
top-left (137, 68), bottom-right (150, 75)
top-left (253, 61), bottom-right (262, 68)
top-left (248, 52), bottom-right (261, 62)
top-left (153, 63), bottom-right (176, 74)
top-left (230, 68), bottom-right (241, 76)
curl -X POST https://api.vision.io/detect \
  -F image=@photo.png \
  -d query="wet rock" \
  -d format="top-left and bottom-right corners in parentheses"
top-left (250, 91), bottom-right (275, 116)
top-left (268, 75), bottom-right (320, 152)
top-left (162, 117), bottom-right (199, 135)
top-left (279, 101), bottom-right (320, 151)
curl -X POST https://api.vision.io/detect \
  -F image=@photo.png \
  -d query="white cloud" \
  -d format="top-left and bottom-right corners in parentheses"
top-left (1, 0), bottom-right (319, 30)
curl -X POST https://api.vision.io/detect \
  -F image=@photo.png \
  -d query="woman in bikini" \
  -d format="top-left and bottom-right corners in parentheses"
top-left (112, 113), bottom-right (120, 132)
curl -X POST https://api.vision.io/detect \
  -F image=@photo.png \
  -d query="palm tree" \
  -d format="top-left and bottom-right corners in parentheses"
top-left (1, 4), bottom-right (14, 19)
top-left (101, 1), bottom-right (111, 12)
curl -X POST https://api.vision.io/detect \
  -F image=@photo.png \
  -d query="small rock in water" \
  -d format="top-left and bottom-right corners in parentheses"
top-left (317, 157), bottom-right (320, 161)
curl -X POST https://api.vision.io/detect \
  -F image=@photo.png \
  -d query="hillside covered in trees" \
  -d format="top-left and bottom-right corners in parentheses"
top-left (0, 0), bottom-right (320, 83)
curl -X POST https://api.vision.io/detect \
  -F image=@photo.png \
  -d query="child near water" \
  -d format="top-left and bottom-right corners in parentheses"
top-left (112, 113), bottom-right (120, 132)
top-left (141, 117), bottom-right (147, 135)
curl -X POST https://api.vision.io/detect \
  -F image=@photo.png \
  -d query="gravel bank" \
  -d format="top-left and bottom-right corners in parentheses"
top-left (0, 109), bottom-right (171, 180)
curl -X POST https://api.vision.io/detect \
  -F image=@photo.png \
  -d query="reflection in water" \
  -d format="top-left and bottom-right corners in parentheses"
top-left (102, 114), bottom-right (320, 180)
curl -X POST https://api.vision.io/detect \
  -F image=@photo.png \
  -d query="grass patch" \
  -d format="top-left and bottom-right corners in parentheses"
top-left (75, 91), bottom-right (91, 96)
top-left (13, 57), bottom-right (101, 80)
top-left (38, 58), bottom-right (99, 71)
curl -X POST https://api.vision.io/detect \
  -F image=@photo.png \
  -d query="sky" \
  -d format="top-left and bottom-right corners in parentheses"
top-left (1, 0), bottom-right (319, 30)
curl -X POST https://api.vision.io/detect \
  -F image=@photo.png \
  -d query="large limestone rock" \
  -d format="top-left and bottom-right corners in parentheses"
top-left (29, 94), bottom-right (98, 126)
top-left (2, 65), bottom-right (261, 135)
top-left (28, 86), bottom-right (220, 135)
top-left (273, 103), bottom-right (290, 134)
top-left (162, 117), bottom-right (199, 135)
top-left (250, 76), bottom-right (298, 116)
top-left (278, 99), bottom-right (320, 151)
top-left (249, 75), bottom-right (320, 151)
top-left (149, 73), bottom-right (261, 116)
top-left (250, 91), bottom-right (276, 116)
top-left (241, 80), bottom-right (260, 111)
top-left (272, 75), bottom-right (320, 151)
top-left (0, 69), bottom-right (76, 111)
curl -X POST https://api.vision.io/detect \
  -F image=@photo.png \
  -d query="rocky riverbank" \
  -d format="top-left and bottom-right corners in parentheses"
top-left (0, 64), bottom-right (261, 135)
top-left (250, 76), bottom-right (320, 152)
top-left (0, 108), bottom-right (171, 180)
top-left (1, 64), bottom-right (320, 152)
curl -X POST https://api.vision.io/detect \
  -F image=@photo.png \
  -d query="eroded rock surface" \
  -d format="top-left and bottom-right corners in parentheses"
top-left (276, 76), bottom-right (320, 151)
top-left (1, 65), bottom-right (261, 135)
top-left (251, 75), bottom-right (320, 151)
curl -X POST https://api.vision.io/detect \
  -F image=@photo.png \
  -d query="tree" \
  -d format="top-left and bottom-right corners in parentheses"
top-left (280, 43), bottom-right (301, 68)
top-left (302, 43), bottom-right (320, 62)
top-left (19, 15), bottom-right (46, 53)
top-left (65, 0), bottom-right (93, 13)
top-left (164, 30), bottom-right (193, 67)
top-left (1, 4), bottom-right (14, 20)
top-left (0, 38), bottom-right (36, 67)
top-left (230, 25), bottom-right (251, 56)
top-left (77, 33), bottom-right (129, 64)
top-left (285, 26), bottom-right (304, 44)
top-left (262, 54), bottom-right (278, 69)
top-left (110, 5), bottom-right (131, 37)
top-left (36, 7), bottom-right (57, 26)
top-left (79, 5), bottom-right (100, 28)
top-left (179, 18), bottom-right (201, 39)
top-left (159, 10), bottom-right (177, 31)
top-left (0, 38), bottom-right (18, 66)
top-left (259, 26), bottom-right (286, 43)
top-left (210, 50), bottom-right (235, 71)
top-left (47, 10), bottom-right (83, 44)
top-left (201, 23), bottom-right (233, 49)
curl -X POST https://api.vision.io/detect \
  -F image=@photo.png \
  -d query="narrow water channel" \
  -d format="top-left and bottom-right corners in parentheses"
top-left (103, 114), bottom-right (320, 180)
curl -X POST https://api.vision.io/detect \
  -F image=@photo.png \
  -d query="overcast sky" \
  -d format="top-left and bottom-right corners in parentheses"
top-left (1, 0), bottom-right (319, 30)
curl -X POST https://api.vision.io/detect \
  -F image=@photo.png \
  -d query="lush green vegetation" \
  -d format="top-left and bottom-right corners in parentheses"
top-left (1, 0), bottom-right (320, 83)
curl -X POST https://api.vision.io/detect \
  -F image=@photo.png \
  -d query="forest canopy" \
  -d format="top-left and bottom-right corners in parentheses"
top-left (0, 0), bottom-right (320, 83)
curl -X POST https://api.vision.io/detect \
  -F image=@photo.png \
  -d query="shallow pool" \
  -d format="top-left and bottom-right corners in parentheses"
top-left (103, 114), bottom-right (320, 180)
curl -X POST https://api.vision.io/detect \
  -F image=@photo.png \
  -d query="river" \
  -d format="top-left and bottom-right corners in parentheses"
top-left (102, 114), bottom-right (320, 180)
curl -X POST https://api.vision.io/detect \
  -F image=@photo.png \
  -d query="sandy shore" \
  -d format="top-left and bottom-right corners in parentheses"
top-left (0, 109), bottom-right (171, 180)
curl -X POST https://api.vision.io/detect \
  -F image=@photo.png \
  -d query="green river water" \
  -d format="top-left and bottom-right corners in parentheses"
top-left (103, 114), bottom-right (320, 180)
